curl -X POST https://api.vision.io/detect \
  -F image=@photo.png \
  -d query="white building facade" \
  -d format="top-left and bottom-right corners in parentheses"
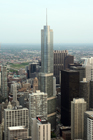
top-left (4, 103), bottom-right (29, 140)
top-left (29, 91), bottom-right (47, 136)
top-left (32, 116), bottom-right (51, 140)
top-left (71, 98), bottom-right (86, 140)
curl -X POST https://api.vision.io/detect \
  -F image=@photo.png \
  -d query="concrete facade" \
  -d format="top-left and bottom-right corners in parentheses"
top-left (29, 91), bottom-right (47, 135)
top-left (32, 116), bottom-right (51, 140)
top-left (84, 111), bottom-right (93, 140)
top-left (4, 103), bottom-right (29, 140)
top-left (71, 98), bottom-right (86, 140)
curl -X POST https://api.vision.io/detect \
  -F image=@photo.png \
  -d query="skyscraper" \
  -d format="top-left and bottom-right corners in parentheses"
top-left (38, 12), bottom-right (56, 129)
top-left (29, 91), bottom-right (47, 135)
top-left (53, 50), bottom-right (74, 84)
top-left (1, 66), bottom-right (7, 98)
top-left (70, 65), bottom-right (86, 81)
top-left (12, 83), bottom-right (19, 107)
top-left (71, 98), bottom-right (86, 140)
top-left (64, 55), bottom-right (74, 70)
top-left (61, 70), bottom-right (79, 126)
top-left (90, 80), bottom-right (93, 108)
top-left (54, 50), bottom-right (68, 84)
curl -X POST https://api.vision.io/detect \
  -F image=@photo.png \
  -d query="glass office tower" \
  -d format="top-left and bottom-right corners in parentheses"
top-left (39, 19), bottom-right (56, 129)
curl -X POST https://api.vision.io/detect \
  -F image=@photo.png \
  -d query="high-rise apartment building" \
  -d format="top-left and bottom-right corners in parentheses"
top-left (38, 16), bottom-right (56, 129)
top-left (29, 91), bottom-right (47, 135)
top-left (1, 66), bottom-right (7, 98)
top-left (32, 116), bottom-right (51, 140)
top-left (61, 70), bottom-right (79, 126)
top-left (71, 98), bottom-right (86, 140)
top-left (4, 102), bottom-right (29, 140)
top-left (84, 111), bottom-right (93, 140)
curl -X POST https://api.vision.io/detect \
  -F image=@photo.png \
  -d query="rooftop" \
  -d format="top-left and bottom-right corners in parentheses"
top-left (36, 116), bottom-right (48, 124)
top-left (8, 126), bottom-right (27, 130)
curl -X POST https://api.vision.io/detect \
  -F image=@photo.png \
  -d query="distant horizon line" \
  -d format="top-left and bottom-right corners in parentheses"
top-left (1, 43), bottom-right (93, 45)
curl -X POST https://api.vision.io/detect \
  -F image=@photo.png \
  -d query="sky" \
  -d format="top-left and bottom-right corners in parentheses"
top-left (0, 0), bottom-right (93, 44)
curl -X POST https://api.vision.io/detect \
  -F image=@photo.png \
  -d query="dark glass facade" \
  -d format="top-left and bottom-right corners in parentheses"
top-left (61, 70), bottom-right (79, 126)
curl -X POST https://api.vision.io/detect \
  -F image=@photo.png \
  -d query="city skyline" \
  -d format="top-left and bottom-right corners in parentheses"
top-left (0, 0), bottom-right (93, 44)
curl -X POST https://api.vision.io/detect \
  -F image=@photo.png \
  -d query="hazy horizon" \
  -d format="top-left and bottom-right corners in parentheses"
top-left (1, 43), bottom-right (93, 50)
top-left (0, 0), bottom-right (93, 44)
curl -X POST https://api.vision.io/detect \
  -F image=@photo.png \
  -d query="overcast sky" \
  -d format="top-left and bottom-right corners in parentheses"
top-left (0, 0), bottom-right (93, 44)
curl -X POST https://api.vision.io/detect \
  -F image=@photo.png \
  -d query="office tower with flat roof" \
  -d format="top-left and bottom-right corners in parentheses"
top-left (4, 102), bottom-right (29, 140)
top-left (61, 70), bottom-right (79, 126)
top-left (1, 66), bottom-right (7, 98)
top-left (32, 116), bottom-right (51, 140)
top-left (29, 91), bottom-right (47, 135)
top-left (64, 55), bottom-right (74, 70)
top-left (54, 50), bottom-right (68, 84)
top-left (29, 63), bottom-right (37, 78)
top-left (38, 13), bottom-right (56, 129)
top-left (84, 111), bottom-right (93, 140)
top-left (54, 50), bottom-right (74, 84)
top-left (70, 65), bottom-right (86, 81)
top-left (71, 98), bottom-right (86, 140)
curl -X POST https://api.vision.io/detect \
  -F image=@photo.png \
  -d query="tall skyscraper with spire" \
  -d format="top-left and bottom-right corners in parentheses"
top-left (38, 10), bottom-right (56, 129)
top-left (41, 10), bottom-right (53, 74)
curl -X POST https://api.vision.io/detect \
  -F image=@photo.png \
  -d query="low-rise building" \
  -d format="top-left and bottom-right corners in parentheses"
top-left (8, 126), bottom-right (28, 140)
